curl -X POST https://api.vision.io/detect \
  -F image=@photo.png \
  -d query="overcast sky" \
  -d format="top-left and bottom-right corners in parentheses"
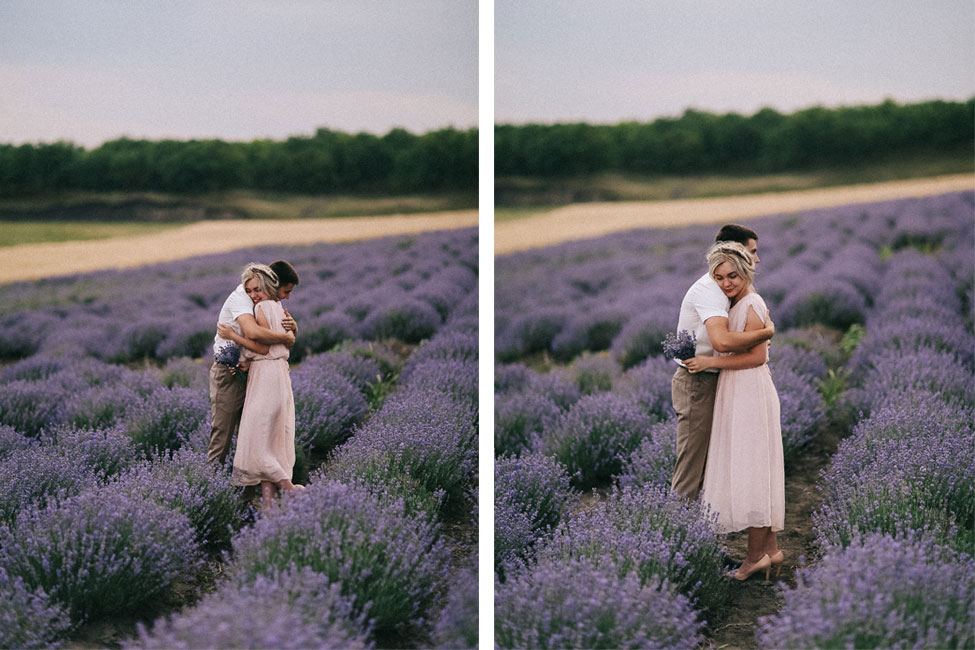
top-left (496, 0), bottom-right (974, 124)
top-left (0, 1), bottom-right (478, 147)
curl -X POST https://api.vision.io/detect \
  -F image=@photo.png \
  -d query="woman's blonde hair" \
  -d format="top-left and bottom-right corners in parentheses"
top-left (241, 263), bottom-right (280, 301)
top-left (707, 241), bottom-right (755, 285)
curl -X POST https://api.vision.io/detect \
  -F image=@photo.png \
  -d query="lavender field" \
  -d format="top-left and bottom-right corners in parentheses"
top-left (494, 192), bottom-right (974, 648)
top-left (0, 228), bottom-right (478, 649)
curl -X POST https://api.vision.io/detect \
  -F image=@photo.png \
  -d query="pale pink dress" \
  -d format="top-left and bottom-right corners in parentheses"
top-left (700, 292), bottom-right (785, 534)
top-left (232, 300), bottom-right (295, 486)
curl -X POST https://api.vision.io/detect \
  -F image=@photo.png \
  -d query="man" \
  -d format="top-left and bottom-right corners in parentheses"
top-left (670, 224), bottom-right (773, 500)
top-left (206, 259), bottom-right (300, 466)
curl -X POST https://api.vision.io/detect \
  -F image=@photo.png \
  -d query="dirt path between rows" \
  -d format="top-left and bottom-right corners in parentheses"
top-left (0, 210), bottom-right (478, 284)
top-left (495, 174), bottom-right (973, 255)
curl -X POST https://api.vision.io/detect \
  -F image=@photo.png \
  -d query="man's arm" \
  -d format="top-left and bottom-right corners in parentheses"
top-left (705, 315), bottom-right (774, 353)
top-left (237, 313), bottom-right (295, 347)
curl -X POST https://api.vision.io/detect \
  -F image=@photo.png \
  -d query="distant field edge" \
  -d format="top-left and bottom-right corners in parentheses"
top-left (494, 174), bottom-right (974, 256)
top-left (0, 210), bottom-right (478, 285)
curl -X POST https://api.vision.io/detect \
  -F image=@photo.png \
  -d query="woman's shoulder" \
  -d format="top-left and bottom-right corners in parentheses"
top-left (257, 300), bottom-right (283, 316)
top-left (743, 291), bottom-right (768, 311)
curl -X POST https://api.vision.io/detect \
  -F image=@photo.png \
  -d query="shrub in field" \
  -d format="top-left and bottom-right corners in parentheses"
top-left (538, 484), bottom-right (729, 613)
top-left (0, 423), bottom-right (34, 458)
top-left (615, 416), bottom-right (678, 489)
top-left (495, 390), bottom-right (562, 457)
top-left (495, 363), bottom-right (534, 395)
top-left (551, 310), bottom-right (624, 362)
top-left (295, 351), bottom-right (382, 395)
top-left (777, 277), bottom-right (867, 331)
top-left (813, 395), bottom-right (975, 553)
top-left (497, 308), bottom-right (570, 361)
top-left (296, 311), bottom-right (359, 360)
top-left (332, 338), bottom-right (405, 381)
top-left (432, 562), bottom-right (478, 650)
top-left (403, 358), bottom-right (478, 411)
top-left (495, 453), bottom-right (575, 574)
top-left (362, 297), bottom-right (442, 344)
top-left (772, 326), bottom-right (846, 369)
top-left (400, 329), bottom-right (478, 381)
top-left (770, 365), bottom-right (826, 461)
top-left (845, 346), bottom-right (974, 417)
top-left (523, 370), bottom-right (583, 410)
top-left (0, 378), bottom-right (68, 437)
top-left (768, 341), bottom-right (828, 379)
top-left (570, 353), bottom-right (620, 394)
top-left (231, 480), bottom-right (448, 637)
top-left (0, 355), bottom-right (66, 382)
top-left (849, 315), bottom-right (975, 375)
top-left (156, 356), bottom-right (209, 392)
top-left (610, 313), bottom-right (673, 369)
top-left (132, 566), bottom-right (370, 650)
top-left (334, 388), bottom-right (477, 513)
top-left (122, 385), bottom-right (210, 458)
top-left (113, 448), bottom-right (247, 552)
top-left (612, 355), bottom-right (676, 421)
top-left (63, 383), bottom-right (144, 430)
top-left (495, 556), bottom-right (704, 650)
top-left (40, 424), bottom-right (140, 478)
top-left (0, 487), bottom-right (200, 622)
top-left (291, 369), bottom-right (368, 454)
top-left (0, 566), bottom-right (70, 650)
top-left (542, 393), bottom-right (657, 489)
top-left (0, 445), bottom-right (99, 525)
top-left (755, 533), bottom-right (975, 650)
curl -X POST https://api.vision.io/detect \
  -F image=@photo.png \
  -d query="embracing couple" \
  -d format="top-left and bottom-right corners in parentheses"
top-left (670, 224), bottom-right (785, 582)
top-left (207, 260), bottom-right (304, 509)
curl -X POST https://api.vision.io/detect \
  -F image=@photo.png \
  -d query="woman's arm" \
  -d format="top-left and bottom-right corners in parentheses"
top-left (216, 322), bottom-right (271, 356)
top-left (686, 303), bottom-right (768, 372)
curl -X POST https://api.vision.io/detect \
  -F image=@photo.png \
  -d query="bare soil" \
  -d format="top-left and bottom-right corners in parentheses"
top-left (495, 174), bottom-right (973, 255)
top-left (0, 210), bottom-right (478, 284)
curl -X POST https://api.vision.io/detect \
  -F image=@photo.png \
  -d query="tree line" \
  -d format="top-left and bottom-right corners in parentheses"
top-left (0, 127), bottom-right (478, 195)
top-left (495, 98), bottom-right (974, 177)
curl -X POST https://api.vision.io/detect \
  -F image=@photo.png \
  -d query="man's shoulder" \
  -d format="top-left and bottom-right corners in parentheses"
top-left (683, 273), bottom-right (723, 302)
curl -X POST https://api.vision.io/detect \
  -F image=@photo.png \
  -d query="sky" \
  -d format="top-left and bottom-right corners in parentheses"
top-left (0, 0), bottom-right (478, 147)
top-left (495, 0), bottom-right (975, 124)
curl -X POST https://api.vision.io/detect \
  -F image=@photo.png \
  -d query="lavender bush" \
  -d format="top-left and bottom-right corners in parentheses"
top-left (0, 445), bottom-right (99, 525)
top-left (542, 392), bottom-right (657, 489)
top-left (495, 556), bottom-right (704, 650)
top-left (612, 354), bottom-right (676, 421)
top-left (770, 364), bottom-right (827, 461)
top-left (230, 479), bottom-right (448, 638)
top-left (291, 367), bottom-right (368, 454)
top-left (756, 533), bottom-right (975, 650)
top-left (432, 561), bottom-right (478, 650)
top-left (570, 353), bottom-right (620, 394)
top-left (494, 390), bottom-right (563, 457)
top-left (615, 416), bottom-right (678, 489)
top-left (113, 448), bottom-right (247, 552)
top-left (0, 487), bottom-right (200, 622)
top-left (538, 484), bottom-right (730, 613)
top-left (0, 566), bottom-right (71, 649)
top-left (122, 385), bottom-right (210, 458)
top-left (131, 566), bottom-right (370, 650)
top-left (495, 453), bottom-right (576, 574)
top-left (40, 424), bottom-right (141, 478)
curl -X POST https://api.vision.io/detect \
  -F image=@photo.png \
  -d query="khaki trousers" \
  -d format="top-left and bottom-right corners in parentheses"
top-left (670, 367), bottom-right (719, 500)
top-left (207, 362), bottom-right (247, 466)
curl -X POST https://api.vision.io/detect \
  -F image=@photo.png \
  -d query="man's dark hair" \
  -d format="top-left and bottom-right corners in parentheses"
top-left (714, 224), bottom-right (758, 245)
top-left (269, 260), bottom-right (299, 286)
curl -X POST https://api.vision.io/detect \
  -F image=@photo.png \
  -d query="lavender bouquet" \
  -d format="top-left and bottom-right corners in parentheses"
top-left (214, 342), bottom-right (241, 368)
top-left (661, 330), bottom-right (696, 361)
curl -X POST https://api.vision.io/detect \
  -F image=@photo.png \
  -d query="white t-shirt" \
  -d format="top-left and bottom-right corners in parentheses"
top-left (675, 272), bottom-right (730, 371)
top-left (213, 284), bottom-right (254, 354)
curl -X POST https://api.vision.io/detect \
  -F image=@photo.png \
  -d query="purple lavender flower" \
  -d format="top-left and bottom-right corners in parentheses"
top-left (0, 566), bottom-right (70, 649)
top-left (213, 341), bottom-right (241, 367)
top-left (615, 415), bottom-right (678, 489)
top-left (131, 566), bottom-right (371, 649)
top-left (496, 555), bottom-right (704, 650)
top-left (661, 329), bottom-right (697, 362)
top-left (291, 368), bottom-right (368, 455)
top-left (495, 390), bottom-right (562, 457)
top-left (756, 532), bottom-right (975, 650)
top-left (432, 561), bottom-right (478, 650)
top-left (538, 484), bottom-right (729, 613)
top-left (0, 486), bottom-right (201, 622)
top-left (230, 479), bottom-right (448, 638)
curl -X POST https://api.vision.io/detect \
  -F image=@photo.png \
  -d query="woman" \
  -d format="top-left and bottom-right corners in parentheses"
top-left (217, 263), bottom-right (301, 509)
top-left (685, 242), bottom-right (785, 581)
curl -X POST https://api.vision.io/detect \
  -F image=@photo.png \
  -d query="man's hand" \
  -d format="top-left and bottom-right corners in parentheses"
top-left (282, 308), bottom-right (299, 335)
top-left (283, 330), bottom-right (295, 348)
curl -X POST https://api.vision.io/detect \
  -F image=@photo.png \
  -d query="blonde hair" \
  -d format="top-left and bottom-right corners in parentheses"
top-left (707, 241), bottom-right (755, 285)
top-left (240, 263), bottom-right (280, 301)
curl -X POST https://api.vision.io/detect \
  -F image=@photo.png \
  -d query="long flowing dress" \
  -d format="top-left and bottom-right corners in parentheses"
top-left (232, 300), bottom-right (295, 486)
top-left (700, 291), bottom-right (785, 533)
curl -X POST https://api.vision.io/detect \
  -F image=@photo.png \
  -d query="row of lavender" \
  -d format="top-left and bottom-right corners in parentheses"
top-left (757, 247), bottom-right (974, 649)
top-left (0, 229), bottom-right (479, 649)
top-left (0, 228), bottom-right (478, 365)
top-left (493, 193), bottom-right (973, 648)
